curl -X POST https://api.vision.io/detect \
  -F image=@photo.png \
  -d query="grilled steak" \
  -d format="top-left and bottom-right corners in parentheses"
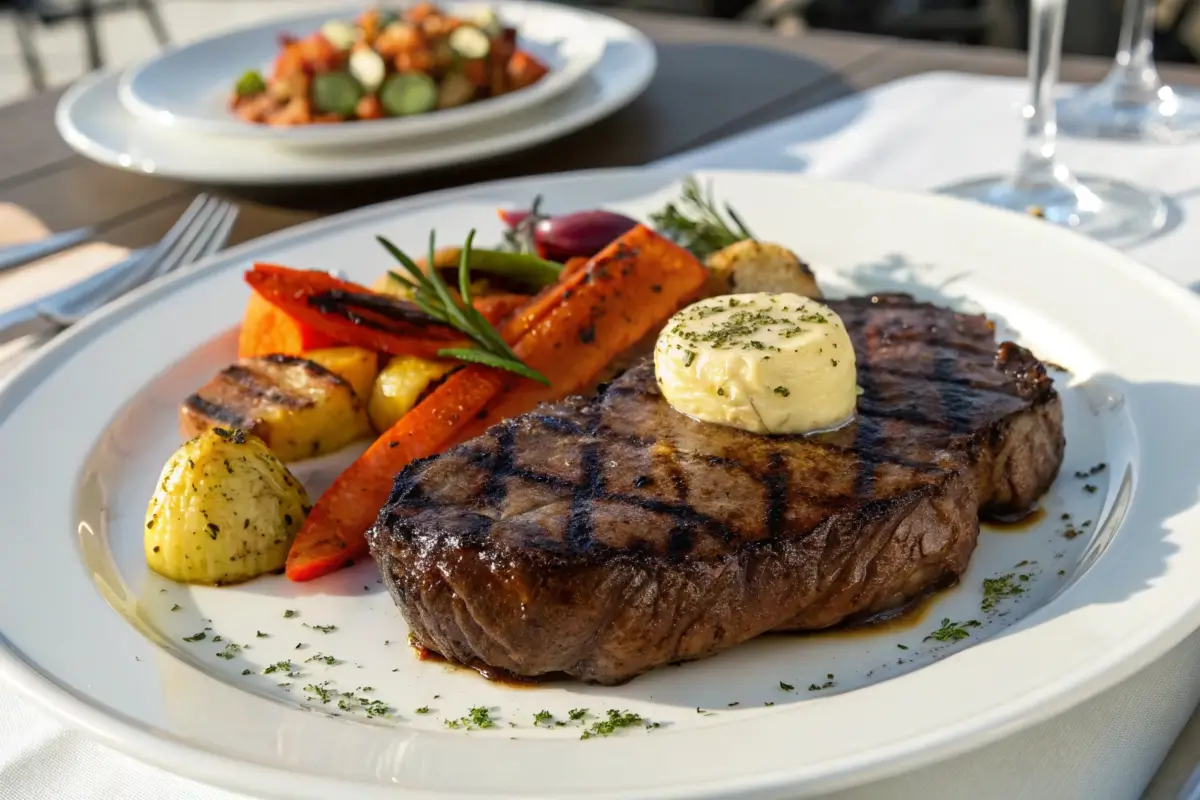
top-left (367, 294), bottom-right (1065, 684)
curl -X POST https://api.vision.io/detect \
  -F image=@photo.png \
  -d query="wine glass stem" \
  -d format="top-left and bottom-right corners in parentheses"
top-left (1014, 0), bottom-right (1068, 188)
top-left (1110, 0), bottom-right (1163, 99)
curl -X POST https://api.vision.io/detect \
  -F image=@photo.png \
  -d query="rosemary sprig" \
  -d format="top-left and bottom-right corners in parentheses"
top-left (377, 230), bottom-right (549, 385)
top-left (648, 176), bottom-right (755, 260)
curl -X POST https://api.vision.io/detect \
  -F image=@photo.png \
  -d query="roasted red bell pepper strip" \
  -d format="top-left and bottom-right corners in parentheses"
top-left (244, 264), bottom-right (519, 358)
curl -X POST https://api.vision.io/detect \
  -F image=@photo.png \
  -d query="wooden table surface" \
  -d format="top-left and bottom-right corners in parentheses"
top-left (6, 10), bottom-right (1200, 253)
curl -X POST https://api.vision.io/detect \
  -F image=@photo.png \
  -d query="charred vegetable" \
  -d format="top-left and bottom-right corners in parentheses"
top-left (179, 354), bottom-right (372, 462)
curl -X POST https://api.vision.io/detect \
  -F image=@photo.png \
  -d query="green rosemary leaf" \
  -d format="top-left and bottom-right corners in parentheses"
top-left (437, 348), bottom-right (550, 385)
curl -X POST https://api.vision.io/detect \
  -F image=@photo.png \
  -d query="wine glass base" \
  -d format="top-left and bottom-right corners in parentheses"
top-left (939, 174), bottom-right (1168, 244)
top-left (1058, 83), bottom-right (1200, 143)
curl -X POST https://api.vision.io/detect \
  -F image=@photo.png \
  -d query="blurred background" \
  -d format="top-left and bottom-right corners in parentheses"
top-left (2, 0), bottom-right (1198, 106)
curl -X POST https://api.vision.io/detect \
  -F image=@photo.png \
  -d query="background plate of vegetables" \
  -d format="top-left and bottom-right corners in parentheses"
top-left (3, 168), bottom-right (1200, 800)
top-left (117, 0), bottom-right (608, 148)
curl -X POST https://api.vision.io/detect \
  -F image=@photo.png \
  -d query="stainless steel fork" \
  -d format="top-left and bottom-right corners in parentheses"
top-left (0, 195), bottom-right (239, 346)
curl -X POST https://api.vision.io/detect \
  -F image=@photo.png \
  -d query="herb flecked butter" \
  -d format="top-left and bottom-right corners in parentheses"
top-left (652, 292), bottom-right (857, 435)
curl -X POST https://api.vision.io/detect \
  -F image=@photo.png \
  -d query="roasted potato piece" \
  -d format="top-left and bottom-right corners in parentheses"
top-left (704, 240), bottom-right (822, 299)
top-left (180, 355), bottom-right (372, 462)
top-left (368, 354), bottom-right (455, 432)
top-left (145, 427), bottom-right (309, 585)
top-left (302, 346), bottom-right (379, 402)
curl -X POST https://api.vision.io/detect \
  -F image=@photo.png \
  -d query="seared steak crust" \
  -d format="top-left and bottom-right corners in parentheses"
top-left (367, 294), bottom-right (1065, 684)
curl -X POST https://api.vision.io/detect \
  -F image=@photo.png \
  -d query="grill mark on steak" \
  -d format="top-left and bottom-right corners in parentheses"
top-left (370, 293), bottom-right (1066, 684)
top-left (566, 442), bottom-right (603, 551)
top-left (480, 425), bottom-right (516, 509)
top-left (763, 452), bottom-right (789, 537)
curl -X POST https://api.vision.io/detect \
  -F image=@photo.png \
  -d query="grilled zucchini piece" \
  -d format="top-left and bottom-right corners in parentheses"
top-left (145, 427), bottom-right (309, 585)
top-left (704, 240), bottom-right (822, 299)
top-left (368, 354), bottom-right (455, 432)
top-left (180, 354), bottom-right (372, 462)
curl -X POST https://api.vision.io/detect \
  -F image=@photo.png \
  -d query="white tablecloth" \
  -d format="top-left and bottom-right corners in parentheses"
top-left (4, 71), bottom-right (1200, 800)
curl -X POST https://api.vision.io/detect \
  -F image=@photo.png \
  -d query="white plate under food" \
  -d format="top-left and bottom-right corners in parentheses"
top-left (54, 13), bottom-right (653, 184)
top-left (2, 169), bottom-right (1199, 800)
top-left (117, 1), bottom-right (607, 148)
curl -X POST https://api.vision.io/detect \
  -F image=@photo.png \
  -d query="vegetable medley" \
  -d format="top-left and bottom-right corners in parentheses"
top-left (148, 179), bottom-right (822, 587)
top-left (230, 3), bottom-right (550, 126)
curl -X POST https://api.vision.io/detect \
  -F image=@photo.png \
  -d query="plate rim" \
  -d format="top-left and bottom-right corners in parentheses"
top-left (114, 0), bottom-right (608, 148)
top-left (3, 167), bottom-right (1200, 799)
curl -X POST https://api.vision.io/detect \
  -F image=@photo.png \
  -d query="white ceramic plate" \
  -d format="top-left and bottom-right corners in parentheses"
top-left (55, 14), bottom-right (653, 184)
top-left (118, 2), bottom-right (607, 148)
top-left (2, 169), bottom-right (1200, 800)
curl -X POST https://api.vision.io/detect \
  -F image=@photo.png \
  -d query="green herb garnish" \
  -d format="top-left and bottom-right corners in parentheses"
top-left (262, 660), bottom-right (291, 675)
top-left (580, 709), bottom-right (646, 740)
top-left (981, 573), bottom-right (1025, 612)
top-left (216, 643), bottom-right (242, 660)
top-left (534, 710), bottom-right (554, 726)
top-left (283, 610), bottom-right (297, 618)
top-left (415, 706), bottom-right (430, 714)
top-left (924, 618), bottom-right (982, 643)
top-left (308, 624), bottom-right (336, 634)
top-left (445, 706), bottom-right (496, 730)
top-left (648, 176), bottom-right (755, 260)
top-left (379, 230), bottom-right (548, 384)
top-left (182, 631), bottom-right (206, 642)
top-left (779, 681), bottom-right (794, 691)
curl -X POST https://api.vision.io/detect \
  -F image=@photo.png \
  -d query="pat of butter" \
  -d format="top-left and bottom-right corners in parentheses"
top-left (653, 292), bottom-right (857, 435)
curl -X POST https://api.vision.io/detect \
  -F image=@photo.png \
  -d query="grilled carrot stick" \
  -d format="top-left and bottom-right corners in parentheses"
top-left (284, 225), bottom-right (706, 582)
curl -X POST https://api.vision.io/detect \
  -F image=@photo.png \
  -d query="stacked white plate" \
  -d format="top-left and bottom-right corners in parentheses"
top-left (54, 1), bottom-right (657, 184)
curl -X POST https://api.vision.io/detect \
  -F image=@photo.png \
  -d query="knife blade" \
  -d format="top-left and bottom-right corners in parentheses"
top-left (0, 248), bottom-right (146, 346)
top-left (0, 226), bottom-right (96, 274)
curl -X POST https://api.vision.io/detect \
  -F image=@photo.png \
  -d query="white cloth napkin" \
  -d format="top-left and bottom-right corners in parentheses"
top-left (5, 72), bottom-right (1200, 800)
top-left (658, 71), bottom-right (1200, 800)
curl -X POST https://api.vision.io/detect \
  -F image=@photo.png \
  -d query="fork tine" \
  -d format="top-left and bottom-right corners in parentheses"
top-left (160, 201), bottom-right (238, 277)
top-left (88, 195), bottom-right (222, 307)
top-left (48, 196), bottom-right (237, 323)
top-left (143, 198), bottom-right (230, 281)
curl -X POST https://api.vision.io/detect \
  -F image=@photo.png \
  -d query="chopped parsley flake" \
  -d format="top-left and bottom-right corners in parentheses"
top-left (779, 681), bottom-right (795, 691)
top-left (305, 652), bottom-right (339, 666)
top-left (897, 644), bottom-right (909, 650)
top-left (216, 643), bottom-right (242, 660)
top-left (308, 624), bottom-right (336, 634)
top-left (415, 706), bottom-right (430, 714)
top-left (580, 709), bottom-right (646, 740)
top-left (924, 618), bottom-right (981, 643)
top-left (256, 631), bottom-right (268, 638)
top-left (445, 706), bottom-right (496, 730)
top-left (170, 604), bottom-right (181, 612)
top-left (182, 631), bottom-right (206, 642)
top-left (773, 386), bottom-right (790, 397)
top-left (568, 708), bottom-right (588, 721)
top-left (534, 710), bottom-right (554, 726)
top-left (303, 682), bottom-right (332, 704)
top-left (262, 660), bottom-right (292, 675)
top-left (241, 669), bottom-right (252, 675)
top-left (283, 610), bottom-right (297, 618)
top-left (808, 681), bottom-right (835, 691)
top-left (981, 573), bottom-right (1026, 612)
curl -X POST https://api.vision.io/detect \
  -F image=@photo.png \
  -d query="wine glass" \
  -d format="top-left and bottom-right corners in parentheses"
top-left (1058, 0), bottom-right (1200, 142)
top-left (939, 0), bottom-right (1167, 243)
